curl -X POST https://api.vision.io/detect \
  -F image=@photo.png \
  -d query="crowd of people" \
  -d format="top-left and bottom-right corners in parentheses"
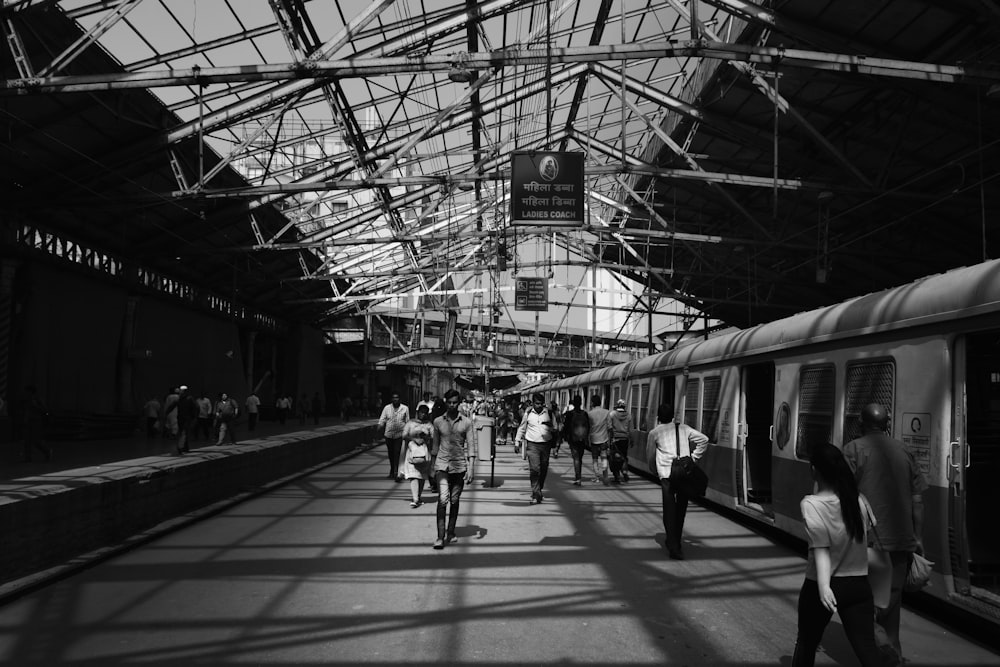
top-left (142, 387), bottom-right (328, 455)
top-left (379, 389), bottom-right (926, 666)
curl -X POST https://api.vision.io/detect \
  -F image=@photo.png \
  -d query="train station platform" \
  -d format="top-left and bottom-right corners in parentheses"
top-left (0, 436), bottom-right (996, 665)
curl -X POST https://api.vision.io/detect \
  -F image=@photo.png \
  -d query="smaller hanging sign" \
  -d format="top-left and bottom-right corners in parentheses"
top-left (514, 276), bottom-right (548, 311)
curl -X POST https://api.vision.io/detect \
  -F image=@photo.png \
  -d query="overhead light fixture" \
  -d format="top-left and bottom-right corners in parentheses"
top-left (448, 65), bottom-right (476, 83)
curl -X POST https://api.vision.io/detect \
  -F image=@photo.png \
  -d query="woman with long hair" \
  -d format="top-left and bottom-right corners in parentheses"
top-left (792, 443), bottom-right (882, 666)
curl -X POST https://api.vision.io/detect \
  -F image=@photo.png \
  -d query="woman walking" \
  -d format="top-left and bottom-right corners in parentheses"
top-left (401, 404), bottom-right (433, 507)
top-left (791, 442), bottom-right (882, 667)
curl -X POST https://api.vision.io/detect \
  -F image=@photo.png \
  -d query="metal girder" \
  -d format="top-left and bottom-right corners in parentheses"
top-left (1, 14), bottom-right (32, 77)
top-left (36, 0), bottom-right (143, 77)
top-left (289, 259), bottom-right (672, 281)
top-left (9, 39), bottom-right (1000, 95)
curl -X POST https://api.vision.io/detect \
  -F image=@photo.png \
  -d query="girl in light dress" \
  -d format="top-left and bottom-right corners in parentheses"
top-left (401, 404), bottom-right (433, 507)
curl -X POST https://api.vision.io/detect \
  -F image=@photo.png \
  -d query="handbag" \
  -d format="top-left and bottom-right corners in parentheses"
top-left (863, 497), bottom-right (892, 608)
top-left (669, 423), bottom-right (709, 497)
top-left (905, 552), bottom-right (934, 592)
top-left (409, 442), bottom-right (429, 466)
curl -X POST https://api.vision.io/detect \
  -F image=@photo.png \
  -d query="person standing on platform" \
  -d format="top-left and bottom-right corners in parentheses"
top-left (175, 385), bottom-right (198, 455)
top-left (298, 393), bottom-right (309, 425)
top-left (21, 385), bottom-right (51, 463)
top-left (215, 392), bottom-right (240, 446)
top-left (196, 393), bottom-right (213, 441)
top-left (516, 392), bottom-right (559, 503)
top-left (561, 395), bottom-right (590, 486)
top-left (587, 394), bottom-right (612, 485)
top-left (431, 389), bottom-right (475, 549)
top-left (143, 395), bottom-right (161, 439)
top-left (162, 386), bottom-right (179, 438)
top-left (311, 391), bottom-right (322, 425)
top-left (609, 399), bottom-right (633, 483)
top-left (842, 403), bottom-right (928, 666)
top-left (417, 391), bottom-right (434, 413)
top-left (276, 394), bottom-right (290, 425)
top-left (245, 391), bottom-right (260, 432)
top-left (647, 403), bottom-right (708, 560)
top-left (791, 443), bottom-right (882, 667)
top-left (548, 399), bottom-right (563, 458)
top-left (377, 392), bottom-right (409, 482)
top-left (402, 404), bottom-right (433, 507)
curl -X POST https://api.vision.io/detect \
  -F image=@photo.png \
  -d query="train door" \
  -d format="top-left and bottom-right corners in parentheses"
top-left (739, 362), bottom-right (775, 517)
top-left (957, 332), bottom-right (1000, 599)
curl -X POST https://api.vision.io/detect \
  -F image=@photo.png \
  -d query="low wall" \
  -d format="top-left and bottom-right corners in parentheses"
top-left (0, 424), bottom-right (375, 590)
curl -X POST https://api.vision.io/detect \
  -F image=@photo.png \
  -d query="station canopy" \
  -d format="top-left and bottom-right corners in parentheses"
top-left (2, 1), bottom-right (999, 331)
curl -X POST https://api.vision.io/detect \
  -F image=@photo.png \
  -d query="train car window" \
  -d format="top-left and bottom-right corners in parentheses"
top-left (843, 360), bottom-right (895, 442)
top-left (631, 382), bottom-right (651, 430)
top-left (702, 376), bottom-right (722, 439)
top-left (612, 385), bottom-right (621, 405)
top-left (795, 364), bottom-right (836, 460)
top-left (684, 377), bottom-right (701, 427)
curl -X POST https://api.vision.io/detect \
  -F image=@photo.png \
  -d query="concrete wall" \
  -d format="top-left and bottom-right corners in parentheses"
top-left (0, 424), bottom-right (375, 590)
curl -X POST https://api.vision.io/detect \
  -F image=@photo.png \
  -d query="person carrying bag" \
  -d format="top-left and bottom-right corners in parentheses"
top-left (669, 422), bottom-right (709, 498)
top-left (646, 404), bottom-right (709, 560)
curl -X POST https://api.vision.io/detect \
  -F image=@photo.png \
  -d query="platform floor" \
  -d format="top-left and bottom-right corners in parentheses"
top-left (0, 443), bottom-right (997, 666)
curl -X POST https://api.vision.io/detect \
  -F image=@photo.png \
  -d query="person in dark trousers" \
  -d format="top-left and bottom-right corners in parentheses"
top-left (21, 385), bottom-right (52, 463)
top-left (842, 403), bottom-right (928, 666)
top-left (215, 392), bottom-right (240, 446)
top-left (609, 399), bottom-right (633, 483)
top-left (561, 395), bottom-right (591, 486)
top-left (175, 385), bottom-right (199, 455)
top-left (430, 389), bottom-right (475, 549)
top-left (377, 392), bottom-right (410, 481)
top-left (311, 392), bottom-right (322, 425)
top-left (647, 403), bottom-right (708, 560)
top-left (791, 443), bottom-right (882, 667)
top-left (516, 392), bottom-right (558, 504)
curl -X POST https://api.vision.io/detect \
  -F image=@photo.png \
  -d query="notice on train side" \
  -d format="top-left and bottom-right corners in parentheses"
top-left (901, 412), bottom-right (931, 477)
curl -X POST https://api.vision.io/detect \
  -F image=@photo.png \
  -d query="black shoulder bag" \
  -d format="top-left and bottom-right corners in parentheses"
top-left (668, 423), bottom-right (709, 497)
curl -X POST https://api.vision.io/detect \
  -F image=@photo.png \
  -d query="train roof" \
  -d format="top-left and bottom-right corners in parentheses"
top-left (544, 259), bottom-right (1000, 387)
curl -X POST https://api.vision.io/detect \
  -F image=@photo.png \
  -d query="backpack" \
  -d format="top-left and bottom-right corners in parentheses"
top-left (566, 409), bottom-right (590, 442)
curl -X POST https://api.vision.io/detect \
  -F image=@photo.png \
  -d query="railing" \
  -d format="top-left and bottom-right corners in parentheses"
top-left (369, 330), bottom-right (642, 365)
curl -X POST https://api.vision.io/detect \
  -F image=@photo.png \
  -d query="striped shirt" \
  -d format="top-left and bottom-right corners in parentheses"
top-left (378, 403), bottom-right (410, 439)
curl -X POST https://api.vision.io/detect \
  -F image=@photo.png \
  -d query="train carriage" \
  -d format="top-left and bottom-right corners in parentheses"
top-left (533, 259), bottom-right (1000, 626)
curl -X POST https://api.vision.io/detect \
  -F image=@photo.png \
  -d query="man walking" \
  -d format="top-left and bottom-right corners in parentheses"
top-left (516, 392), bottom-right (559, 503)
top-left (245, 391), bottom-right (260, 431)
top-left (587, 394), bottom-right (612, 485)
top-left (431, 389), bottom-right (475, 549)
top-left (609, 399), bottom-right (633, 483)
top-left (648, 403), bottom-right (709, 560)
top-left (842, 403), bottom-right (927, 666)
top-left (377, 392), bottom-right (410, 481)
top-left (561, 395), bottom-right (590, 485)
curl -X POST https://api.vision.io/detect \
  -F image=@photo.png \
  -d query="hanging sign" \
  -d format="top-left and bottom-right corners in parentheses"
top-left (510, 151), bottom-right (585, 227)
top-left (514, 276), bottom-right (548, 311)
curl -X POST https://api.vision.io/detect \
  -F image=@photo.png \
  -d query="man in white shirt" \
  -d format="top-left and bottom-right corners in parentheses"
top-left (245, 392), bottom-right (261, 431)
top-left (516, 392), bottom-right (558, 505)
top-left (646, 403), bottom-right (709, 560)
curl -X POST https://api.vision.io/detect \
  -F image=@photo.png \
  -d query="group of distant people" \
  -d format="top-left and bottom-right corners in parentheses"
top-left (143, 388), bottom-right (327, 455)
top-left (143, 386), bottom-right (243, 454)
